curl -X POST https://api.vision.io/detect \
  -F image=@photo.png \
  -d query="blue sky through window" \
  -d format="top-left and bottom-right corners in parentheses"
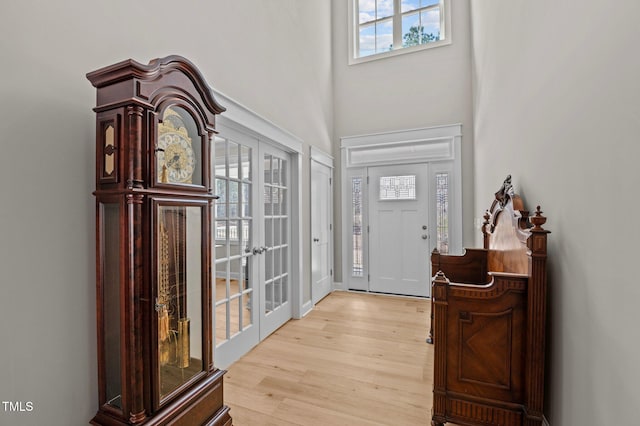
top-left (359, 19), bottom-right (393, 55)
top-left (356, 0), bottom-right (445, 59)
top-left (402, 0), bottom-right (439, 13)
top-left (359, 0), bottom-right (394, 24)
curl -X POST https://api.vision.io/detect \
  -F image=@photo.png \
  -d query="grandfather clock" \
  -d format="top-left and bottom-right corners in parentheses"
top-left (87, 56), bottom-right (232, 425)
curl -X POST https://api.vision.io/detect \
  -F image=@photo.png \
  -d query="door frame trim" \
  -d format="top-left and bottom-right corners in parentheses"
top-left (340, 124), bottom-right (463, 293)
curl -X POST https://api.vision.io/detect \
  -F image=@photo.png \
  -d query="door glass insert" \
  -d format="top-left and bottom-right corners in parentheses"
top-left (214, 137), bottom-right (254, 349)
top-left (156, 204), bottom-right (203, 401)
top-left (436, 172), bottom-right (449, 253)
top-left (351, 177), bottom-right (364, 277)
top-left (379, 175), bottom-right (416, 200)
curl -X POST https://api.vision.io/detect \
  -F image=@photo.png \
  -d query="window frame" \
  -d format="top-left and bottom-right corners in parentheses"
top-left (348, 0), bottom-right (452, 65)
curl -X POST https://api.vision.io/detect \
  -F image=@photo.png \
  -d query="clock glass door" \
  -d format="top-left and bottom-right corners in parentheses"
top-left (156, 106), bottom-right (202, 186)
top-left (156, 203), bottom-right (205, 401)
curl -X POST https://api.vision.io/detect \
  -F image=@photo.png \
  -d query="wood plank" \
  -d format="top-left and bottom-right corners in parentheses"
top-left (225, 291), bottom-right (451, 425)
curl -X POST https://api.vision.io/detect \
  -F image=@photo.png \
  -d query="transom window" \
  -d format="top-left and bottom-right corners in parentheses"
top-left (350, 0), bottom-right (450, 64)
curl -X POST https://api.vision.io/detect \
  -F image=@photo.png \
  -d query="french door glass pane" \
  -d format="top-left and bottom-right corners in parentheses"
top-left (241, 292), bottom-right (252, 329)
top-left (280, 159), bottom-right (287, 186)
top-left (274, 219), bottom-right (281, 247)
top-left (242, 183), bottom-right (251, 216)
top-left (280, 189), bottom-right (288, 215)
top-left (229, 295), bottom-right (241, 336)
top-left (229, 181), bottom-right (239, 218)
top-left (264, 156), bottom-right (272, 184)
top-left (215, 138), bottom-right (226, 177)
top-left (229, 142), bottom-right (239, 179)
top-left (241, 146), bottom-right (251, 181)
top-left (265, 281), bottom-right (274, 314)
top-left (215, 303), bottom-right (227, 345)
top-left (265, 249), bottom-right (273, 282)
top-left (274, 278), bottom-right (282, 306)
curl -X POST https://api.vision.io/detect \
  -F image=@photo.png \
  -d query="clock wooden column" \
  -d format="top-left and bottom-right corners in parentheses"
top-left (87, 56), bottom-right (231, 426)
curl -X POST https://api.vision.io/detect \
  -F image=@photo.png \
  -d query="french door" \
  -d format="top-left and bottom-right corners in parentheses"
top-left (259, 144), bottom-right (292, 339)
top-left (212, 128), bottom-right (291, 368)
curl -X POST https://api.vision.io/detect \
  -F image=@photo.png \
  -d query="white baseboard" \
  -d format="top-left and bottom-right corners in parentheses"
top-left (332, 281), bottom-right (344, 291)
top-left (301, 300), bottom-right (313, 317)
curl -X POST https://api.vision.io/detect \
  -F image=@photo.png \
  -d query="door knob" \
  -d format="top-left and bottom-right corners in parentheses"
top-left (421, 234), bottom-right (428, 240)
top-left (313, 238), bottom-right (320, 243)
top-left (422, 225), bottom-right (427, 230)
top-left (252, 246), bottom-right (264, 255)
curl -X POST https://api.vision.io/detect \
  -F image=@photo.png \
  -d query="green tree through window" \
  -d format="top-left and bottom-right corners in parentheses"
top-left (403, 25), bottom-right (439, 47)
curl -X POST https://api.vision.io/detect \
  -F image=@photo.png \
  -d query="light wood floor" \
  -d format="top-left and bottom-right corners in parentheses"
top-left (224, 291), bottom-right (448, 425)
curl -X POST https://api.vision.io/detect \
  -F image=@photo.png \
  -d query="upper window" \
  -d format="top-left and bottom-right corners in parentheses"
top-left (350, 0), bottom-right (450, 64)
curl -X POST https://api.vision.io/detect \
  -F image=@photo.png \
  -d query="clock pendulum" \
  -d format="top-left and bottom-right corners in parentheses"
top-left (157, 209), bottom-right (171, 366)
top-left (173, 208), bottom-right (190, 370)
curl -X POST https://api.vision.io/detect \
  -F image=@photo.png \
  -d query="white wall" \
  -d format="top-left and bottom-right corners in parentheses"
top-left (0, 1), bottom-right (332, 424)
top-left (331, 0), bottom-right (475, 281)
top-left (470, 1), bottom-right (640, 424)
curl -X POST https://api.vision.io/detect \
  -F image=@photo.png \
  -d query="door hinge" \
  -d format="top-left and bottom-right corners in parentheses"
top-left (367, 225), bottom-right (370, 233)
top-left (329, 177), bottom-right (332, 185)
top-left (368, 274), bottom-right (370, 282)
top-left (367, 176), bottom-right (370, 184)
top-left (330, 269), bottom-right (333, 276)
top-left (330, 224), bottom-right (333, 231)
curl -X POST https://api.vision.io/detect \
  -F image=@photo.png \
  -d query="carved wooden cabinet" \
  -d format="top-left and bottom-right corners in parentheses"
top-left (429, 177), bottom-right (550, 426)
top-left (87, 56), bottom-right (232, 425)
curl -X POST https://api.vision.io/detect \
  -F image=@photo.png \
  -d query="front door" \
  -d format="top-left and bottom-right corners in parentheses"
top-left (368, 164), bottom-right (430, 297)
top-left (213, 129), bottom-right (292, 368)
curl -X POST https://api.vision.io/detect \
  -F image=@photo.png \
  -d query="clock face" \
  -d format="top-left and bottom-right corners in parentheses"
top-left (156, 106), bottom-right (199, 185)
top-left (157, 132), bottom-right (195, 183)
